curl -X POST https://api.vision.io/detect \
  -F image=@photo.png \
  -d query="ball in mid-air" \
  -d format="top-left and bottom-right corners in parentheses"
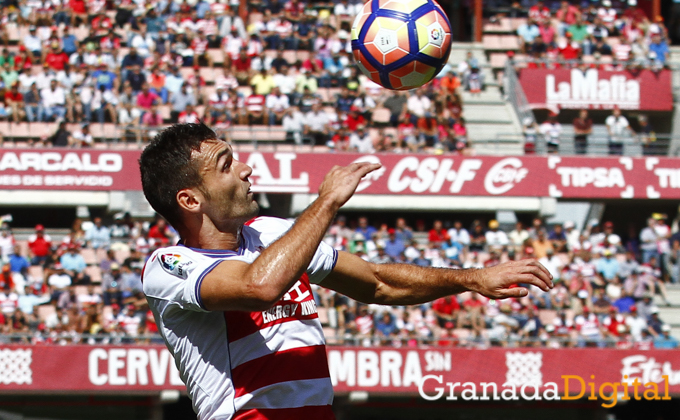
top-left (351, 0), bottom-right (452, 90)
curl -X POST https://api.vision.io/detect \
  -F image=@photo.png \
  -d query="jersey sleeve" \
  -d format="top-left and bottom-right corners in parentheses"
top-left (246, 216), bottom-right (339, 285)
top-left (142, 247), bottom-right (223, 312)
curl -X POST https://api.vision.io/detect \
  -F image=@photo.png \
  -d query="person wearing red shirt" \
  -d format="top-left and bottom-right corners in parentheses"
top-left (5, 84), bottom-right (25, 123)
top-left (28, 224), bottom-right (52, 265)
top-left (69, 0), bottom-right (88, 26)
top-left (462, 292), bottom-right (486, 336)
top-left (529, 0), bottom-right (551, 21)
top-left (147, 219), bottom-right (171, 246)
top-left (178, 104), bottom-right (201, 124)
top-left (244, 93), bottom-right (267, 124)
top-left (284, 0), bottom-right (305, 22)
top-left (558, 34), bottom-right (581, 61)
top-left (136, 83), bottom-right (160, 111)
top-left (14, 49), bottom-right (32, 72)
top-left (91, 12), bottom-right (113, 36)
top-left (44, 46), bottom-right (69, 71)
top-left (231, 51), bottom-right (252, 85)
top-left (343, 106), bottom-right (366, 131)
top-left (432, 296), bottom-right (461, 329)
top-left (428, 220), bottom-right (448, 244)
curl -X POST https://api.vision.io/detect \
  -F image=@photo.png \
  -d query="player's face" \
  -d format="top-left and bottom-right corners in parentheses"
top-left (194, 140), bottom-right (258, 226)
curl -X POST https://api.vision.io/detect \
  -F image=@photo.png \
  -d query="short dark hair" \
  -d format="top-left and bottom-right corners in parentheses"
top-left (139, 123), bottom-right (218, 229)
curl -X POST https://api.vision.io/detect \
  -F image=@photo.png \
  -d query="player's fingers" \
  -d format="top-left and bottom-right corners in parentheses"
top-left (525, 259), bottom-right (553, 282)
top-left (496, 287), bottom-right (529, 299)
top-left (516, 273), bottom-right (551, 292)
top-left (518, 264), bottom-right (552, 289)
top-left (353, 162), bottom-right (382, 177)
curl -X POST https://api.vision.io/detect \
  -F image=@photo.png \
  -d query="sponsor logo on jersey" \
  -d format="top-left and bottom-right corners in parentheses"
top-left (159, 253), bottom-right (194, 279)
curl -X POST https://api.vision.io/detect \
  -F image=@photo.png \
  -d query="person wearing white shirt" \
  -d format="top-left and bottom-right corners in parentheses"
top-left (91, 86), bottom-right (119, 124)
top-left (605, 107), bottom-right (634, 155)
top-left (303, 103), bottom-right (330, 145)
top-left (273, 65), bottom-right (296, 95)
top-left (508, 221), bottom-right (530, 250)
top-left (265, 87), bottom-right (289, 125)
top-left (35, 68), bottom-right (56, 90)
top-left (447, 221), bottom-right (471, 246)
top-left (18, 73), bottom-right (38, 92)
top-left (41, 80), bottom-right (66, 121)
top-left (485, 220), bottom-right (509, 249)
top-left (23, 27), bottom-right (42, 56)
top-left (282, 106), bottom-right (305, 144)
top-left (71, 125), bottom-right (94, 147)
top-left (406, 89), bottom-right (431, 120)
top-left (349, 126), bottom-right (375, 153)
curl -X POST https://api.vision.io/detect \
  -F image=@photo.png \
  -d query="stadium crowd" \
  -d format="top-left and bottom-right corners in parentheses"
top-left (0, 0), bottom-right (476, 153)
top-left (0, 210), bottom-right (679, 349)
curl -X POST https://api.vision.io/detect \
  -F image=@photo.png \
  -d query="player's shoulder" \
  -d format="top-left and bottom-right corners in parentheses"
top-left (144, 245), bottom-right (203, 282)
top-left (243, 216), bottom-right (293, 234)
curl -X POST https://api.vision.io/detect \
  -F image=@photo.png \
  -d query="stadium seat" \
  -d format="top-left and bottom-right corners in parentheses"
top-left (27, 265), bottom-right (44, 282)
top-left (37, 305), bottom-right (56, 322)
top-left (81, 248), bottom-right (97, 265)
top-left (85, 265), bottom-right (103, 284)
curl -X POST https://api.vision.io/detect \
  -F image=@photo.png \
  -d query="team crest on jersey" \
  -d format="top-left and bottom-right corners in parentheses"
top-left (160, 253), bottom-right (194, 278)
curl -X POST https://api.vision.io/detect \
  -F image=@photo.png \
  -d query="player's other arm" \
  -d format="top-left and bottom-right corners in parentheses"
top-left (200, 162), bottom-right (381, 312)
top-left (319, 251), bottom-right (553, 306)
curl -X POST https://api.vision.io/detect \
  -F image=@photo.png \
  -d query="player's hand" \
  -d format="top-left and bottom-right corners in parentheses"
top-left (469, 259), bottom-right (553, 299)
top-left (318, 162), bottom-right (382, 209)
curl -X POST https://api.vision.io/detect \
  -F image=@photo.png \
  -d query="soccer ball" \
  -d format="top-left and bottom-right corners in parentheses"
top-left (351, 0), bottom-right (452, 90)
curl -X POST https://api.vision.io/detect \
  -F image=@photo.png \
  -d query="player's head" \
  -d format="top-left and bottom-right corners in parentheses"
top-left (139, 123), bottom-right (257, 232)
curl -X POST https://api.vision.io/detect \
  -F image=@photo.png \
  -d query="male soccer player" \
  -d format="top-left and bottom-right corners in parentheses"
top-left (139, 123), bottom-right (552, 420)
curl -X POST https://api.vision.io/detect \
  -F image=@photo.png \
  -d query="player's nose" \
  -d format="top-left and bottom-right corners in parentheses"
top-left (238, 161), bottom-right (253, 180)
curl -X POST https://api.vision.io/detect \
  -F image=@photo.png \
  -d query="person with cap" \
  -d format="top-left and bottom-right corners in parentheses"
top-left (595, 249), bottom-right (619, 282)
top-left (625, 304), bottom-right (648, 342)
top-left (369, 241), bottom-right (393, 265)
top-left (101, 263), bottom-right (123, 306)
top-left (653, 324), bottom-right (678, 348)
top-left (383, 228), bottom-right (405, 261)
top-left (27, 225), bottom-right (52, 266)
top-left (640, 216), bottom-right (660, 263)
top-left (485, 220), bottom-right (509, 251)
top-left (574, 306), bottom-right (605, 347)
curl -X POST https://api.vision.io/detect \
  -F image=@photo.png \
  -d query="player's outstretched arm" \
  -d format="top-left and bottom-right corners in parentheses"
top-left (319, 251), bottom-right (553, 305)
top-left (200, 162), bottom-right (382, 312)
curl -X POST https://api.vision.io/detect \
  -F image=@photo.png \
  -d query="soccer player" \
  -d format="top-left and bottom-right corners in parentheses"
top-left (139, 123), bottom-right (553, 420)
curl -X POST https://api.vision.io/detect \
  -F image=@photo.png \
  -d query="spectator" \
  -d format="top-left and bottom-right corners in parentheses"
top-left (517, 18), bottom-right (541, 53)
top-left (304, 103), bottom-right (330, 146)
top-left (178, 103), bottom-right (200, 124)
top-left (71, 124), bottom-right (93, 147)
top-left (485, 220), bottom-right (509, 250)
top-left (46, 120), bottom-right (71, 147)
top-left (572, 109), bottom-right (592, 155)
top-left (539, 113), bottom-right (562, 153)
top-left (85, 217), bottom-right (110, 250)
top-left (41, 79), bottom-right (66, 121)
top-left (282, 106), bottom-right (305, 144)
top-left (24, 83), bottom-right (42, 122)
top-left (348, 125), bottom-right (374, 153)
top-left (265, 86), bottom-right (289, 125)
top-left (605, 107), bottom-right (634, 155)
top-left (654, 325), bottom-right (678, 348)
top-left (169, 84), bottom-right (197, 123)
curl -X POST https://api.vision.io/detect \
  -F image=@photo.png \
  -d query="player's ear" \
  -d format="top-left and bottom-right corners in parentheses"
top-left (176, 188), bottom-right (202, 214)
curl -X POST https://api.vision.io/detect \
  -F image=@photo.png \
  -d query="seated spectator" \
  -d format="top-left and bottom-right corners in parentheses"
top-left (244, 92), bottom-right (267, 125)
top-left (178, 103), bottom-right (200, 124)
top-left (304, 103), bottom-right (330, 146)
top-left (517, 18), bottom-right (541, 53)
top-left (348, 125), bottom-right (374, 153)
top-left (485, 220), bottom-right (509, 250)
top-left (85, 217), bottom-right (110, 250)
top-left (71, 124), bottom-right (93, 147)
top-left (169, 84), bottom-right (197, 123)
top-left (60, 245), bottom-right (90, 285)
top-left (654, 325), bottom-right (678, 348)
top-left (265, 87), bottom-right (289, 125)
top-left (41, 80), bottom-right (66, 122)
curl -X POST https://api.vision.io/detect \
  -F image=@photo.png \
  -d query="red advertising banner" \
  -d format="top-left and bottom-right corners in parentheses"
top-left (0, 345), bottom-right (679, 402)
top-left (517, 68), bottom-right (673, 111)
top-left (2, 149), bottom-right (680, 200)
top-left (0, 149), bottom-right (142, 191)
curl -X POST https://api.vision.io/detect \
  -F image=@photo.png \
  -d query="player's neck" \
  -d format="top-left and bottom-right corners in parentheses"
top-left (181, 218), bottom-right (242, 251)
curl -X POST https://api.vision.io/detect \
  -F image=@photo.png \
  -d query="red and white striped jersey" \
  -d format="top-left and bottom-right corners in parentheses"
top-left (143, 216), bottom-right (338, 420)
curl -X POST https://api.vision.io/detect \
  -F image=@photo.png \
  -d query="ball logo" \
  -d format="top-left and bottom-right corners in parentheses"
top-left (430, 28), bottom-right (441, 41)
top-left (160, 253), bottom-right (194, 279)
